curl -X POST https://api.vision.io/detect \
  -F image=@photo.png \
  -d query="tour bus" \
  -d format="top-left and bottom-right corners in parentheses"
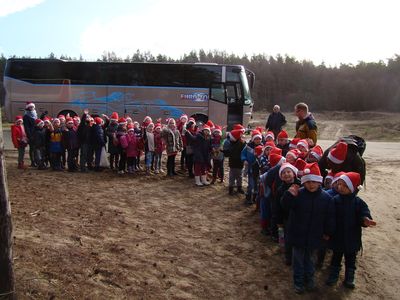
top-left (3, 59), bottom-right (255, 129)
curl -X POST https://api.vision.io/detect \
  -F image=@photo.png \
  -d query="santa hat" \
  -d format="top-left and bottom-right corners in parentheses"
top-left (233, 124), bottom-right (245, 133)
top-left (168, 118), bottom-right (176, 125)
top-left (126, 116), bottom-right (133, 123)
top-left (94, 117), bottom-right (103, 125)
top-left (110, 112), bottom-right (119, 121)
top-left (264, 141), bottom-right (276, 149)
top-left (127, 124), bottom-right (134, 132)
top-left (52, 118), bottom-right (60, 124)
top-left (15, 115), bottom-right (23, 123)
top-left (277, 130), bottom-right (289, 140)
top-left (294, 158), bottom-right (307, 176)
top-left (188, 117), bottom-right (196, 124)
top-left (286, 149), bottom-right (301, 160)
top-left (118, 117), bottom-right (127, 125)
top-left (251, 130), bottom-right (262, 141)
top-left (270, 147), bottom-right (282, 156)
top-left (58, 114), bottom-right (66, 121)
top-left (180, 114), bottom-right (188, 122)
top-left (265, 131), bottom-right (275, 140)
top-left (213, 125), bottom-right (222, 136)
top-left (269, 153), bottom-right (286, 167)
top-left (154, 123), bottom-right (162, 131)
top-left (328, 142), bottom-right (348, 164)
top-left (279, 163), bottom-right (298, 179)
top-left (202, 124), bottom-right (211, 134)
top-left (255, 126), bottom-right (264, 134)
top-left (301, 162), bottom-right (323, 184)
top-left (309, 145), bottom-right (323, 160)
top-left (25, 102), bottom-right (35, 109)
top-left (206, 120), bottom-right (214, 129)
top-left (143, 116), bottom-right (152, 123)
top-left (331, 171), bottom-right (345, 184)
top-left (339, 172), bottom-right (362, 193)
top-left (324, 170), bottom-right (335, 183)
top-left (147, 122), bottom-right (155, 129)
top-left (66, 117), bottom-right (74, 124)
top-left (43, 116), bottom-right (51, 124)
top-left (229, 129), bottom-right (243, 142)
top-left (289, 138), bottom-right (301, 149)
top-left (35, 119), bottom-right (44, 126)
top-left (297, 139), bottom-right (309, 151)
top-left (255, 145), bottom-right (264, 157)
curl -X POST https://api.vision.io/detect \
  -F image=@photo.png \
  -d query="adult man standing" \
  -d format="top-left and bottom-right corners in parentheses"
top-left (294, 102), bottom-right (318, 145)
top-left (265, 105), bottom-right (287, 138)
top-left (23, 102), bottom-right (38, 167)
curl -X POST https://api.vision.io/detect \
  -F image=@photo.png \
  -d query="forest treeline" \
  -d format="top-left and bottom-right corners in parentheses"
top-left (1, 50), bottom-right (399, 111)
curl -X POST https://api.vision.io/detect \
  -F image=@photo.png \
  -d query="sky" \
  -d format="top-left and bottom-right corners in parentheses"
top-left (0, 0), bottom-right (399, 66)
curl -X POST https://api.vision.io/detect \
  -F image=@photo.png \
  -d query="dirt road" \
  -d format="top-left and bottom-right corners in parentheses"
top-left (5, 138), bottom-right (400, 299)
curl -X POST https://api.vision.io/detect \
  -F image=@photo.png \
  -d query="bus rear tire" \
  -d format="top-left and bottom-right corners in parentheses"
top-left (58, 110), bottom-right (77, 118)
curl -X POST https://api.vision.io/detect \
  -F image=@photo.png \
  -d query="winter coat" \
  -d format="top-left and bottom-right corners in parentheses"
top-left (49, 128), bottom-right (63, 153)
top-left (91, 124), bottom-right (106, 150)
top-left (265, 111), bottom-right (287, 135)
top-left (277, 142), bottom-right (290, 157)
top-left (121, 133), bottom-right (138, 158)
top-left (223, 138), bottom-right (246, 169)
top-left (11, 124), bottom-right (28, 148)
top-left (276, 178), bottom-right (301, 225)
top-left (77, 113), bottom-right (92, 145)
top-left (185, 131), bottom-right (212, 164)
top-left (282, 186), bottom-right (335, 249)
top-left (116, 128), bottom-right (127, 151)
top-left (295, 113), bottom-right (318, 145)
top-left (241, 141), bottom-right (259, 174)
top-left (330, 193), bottom-right (372, 253)
top-left (32, 127), bottom-right (47, 149)
top-left (23, 113), bottom-right (36, 140)
top-left (154, 132), bottom-right (165, 154)
top-left (105, 122), bottom-right (119, 154)
top-left (62, 128), bottom-right (79, 150)
top-left (161, 127), bottom-right (182, 155)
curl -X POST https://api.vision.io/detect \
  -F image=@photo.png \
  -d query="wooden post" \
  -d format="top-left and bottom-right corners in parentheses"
top-left (0, 111), bottom-right (15, 299)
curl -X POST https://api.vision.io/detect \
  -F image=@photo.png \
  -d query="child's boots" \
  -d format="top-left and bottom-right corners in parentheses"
top-left (195, 176), bottom-right (204, 186)
top-left (343, 268), bottom-right (356, 289)
top-left (326, 266), bottom-right (341, 286)
top-left (200, 175), bottom-right (210, 185)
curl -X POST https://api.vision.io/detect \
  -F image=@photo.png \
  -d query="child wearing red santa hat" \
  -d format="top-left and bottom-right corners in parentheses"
top-left (277, 130), bottom-right (290, 156)
top-left (282, 162), bottom-right (335, 294)
top-left (11, 116), bottom-right (28, 169)
top-left (326, 172), bottom-right (376, 289)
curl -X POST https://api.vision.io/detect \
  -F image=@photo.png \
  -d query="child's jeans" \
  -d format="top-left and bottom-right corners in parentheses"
top-left (212, 159), bottom-right (224, 179)
top-left (154, 153), bottom-right (162, 170)
top-left (292, 247), bottom-right (315, 288)
top-left (229, 168), bottom-right (243, 187)
top-left (18, 146), bottom-right (26, 164)
top-left (330, 251), bottom-right (357, 270)
top-left (145, 151), bottom-right (155, 168)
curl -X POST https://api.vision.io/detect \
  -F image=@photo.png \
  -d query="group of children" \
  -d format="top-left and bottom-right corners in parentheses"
top-left (222, 125), bottom-right (376, 294)
top-left (11, 102), bottom-right (376, 294)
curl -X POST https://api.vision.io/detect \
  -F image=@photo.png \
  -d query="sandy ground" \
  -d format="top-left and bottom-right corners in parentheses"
top-left (3, 128), bottom-right (400, 299)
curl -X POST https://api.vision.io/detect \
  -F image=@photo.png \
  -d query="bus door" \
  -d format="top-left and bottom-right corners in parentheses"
top-left (225, 82), bottom-right (243, 130)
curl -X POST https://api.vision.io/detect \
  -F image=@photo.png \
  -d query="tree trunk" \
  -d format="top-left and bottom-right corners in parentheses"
top-left (0, 111), bottom-right (15, 299)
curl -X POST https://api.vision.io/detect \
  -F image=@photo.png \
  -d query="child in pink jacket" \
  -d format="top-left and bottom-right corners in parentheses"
top-left (121, 125), bottom-right (139, 174)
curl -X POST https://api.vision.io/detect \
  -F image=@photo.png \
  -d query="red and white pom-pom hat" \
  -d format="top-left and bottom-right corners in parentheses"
top-left (279, 162), bottom-right (299, 179)
top-left (339, 172), bottom-right (362, 193)
top-left (269, 153), bottom-right (286, 167)
top-left (297, 139), bottom-right (309, 151)
top-left (301, 162), bottom-right (323, 184)
top-left (328, 142), bottom-right (348, 164)
top-left (251, 130), bottom-right (262, 141)
top-left (180, 114), bottom-right (188, 122)
top-left (213, 125), bottom-right (222, 135)
top-left (118, 117), bottom-right (127, 125)
top-left (229, 129), bottom-right (243, 141)
top-left (310, 145), bottom-right (323, 160)
top-left (202, 124), bottom-right (212, 133)
top-left (110, 112), bottom-right (119, 121)
top-left (265, 131), bottom-right (275, 140)
top-left (35, 118), bottom-right (44, 126)
top-left (277, 130), bottom-right (289, 140)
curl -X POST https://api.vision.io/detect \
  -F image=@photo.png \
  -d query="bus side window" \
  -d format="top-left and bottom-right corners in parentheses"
top-left (210, 83), bottom-right (225, 103)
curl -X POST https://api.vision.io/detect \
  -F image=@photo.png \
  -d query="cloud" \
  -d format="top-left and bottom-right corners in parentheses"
top-left (79, 0), bottom-right (400, 65)
top-left (0, 0), bottom-right (45, 17)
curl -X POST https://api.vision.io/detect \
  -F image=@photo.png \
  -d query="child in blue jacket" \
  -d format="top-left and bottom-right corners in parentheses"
top-left (282, 162), bottom-right (335, 294)
top-left (326, 172), bottom-right (376, 289)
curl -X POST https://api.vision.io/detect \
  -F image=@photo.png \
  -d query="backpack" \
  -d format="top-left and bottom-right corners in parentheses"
top-left (340, 135), bottom-right (366, 157)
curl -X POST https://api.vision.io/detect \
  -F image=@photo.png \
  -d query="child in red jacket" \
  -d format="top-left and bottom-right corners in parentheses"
top-left (11, 116), bottom-right (28, 169)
